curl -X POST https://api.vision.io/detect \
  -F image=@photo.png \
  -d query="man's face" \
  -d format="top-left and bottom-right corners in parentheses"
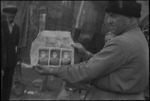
top-left (63, 52), bottom-right (69, 59)
top-left (52, 52), bottom-right (57, 58)
top-left (41, 51), bottom-right (46, 58)
top-left (5, 12), bottom-right (15, 23)
top-left (106, 13), bottom-right (130, 35)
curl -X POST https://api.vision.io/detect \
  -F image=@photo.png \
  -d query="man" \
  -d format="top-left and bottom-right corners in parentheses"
top-left (34, 1), bottom-right (149, 100)
top-left (38, 50), bottom-right (48, 65)
top-left (1, 5), bottom-right (20, 100)
top-left (61, 52), bottom-right (71, 65)
top-left (49, 51), bottom-right (60, 66)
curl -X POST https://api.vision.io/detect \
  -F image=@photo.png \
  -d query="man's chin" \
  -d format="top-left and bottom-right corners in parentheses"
top-left (8, 20), bottom-right (14, 23)
top-left (109, 30), bottom-right (116, 34)
top-left (7, 19), bottom-right (14, 23)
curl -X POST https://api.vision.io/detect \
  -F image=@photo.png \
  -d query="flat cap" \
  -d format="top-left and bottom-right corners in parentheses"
top-left (2, 5), bottom-right (18, 14)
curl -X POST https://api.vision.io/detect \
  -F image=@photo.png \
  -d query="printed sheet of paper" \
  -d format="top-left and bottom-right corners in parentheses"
top-left (30, 30), bottom-right (74, 67)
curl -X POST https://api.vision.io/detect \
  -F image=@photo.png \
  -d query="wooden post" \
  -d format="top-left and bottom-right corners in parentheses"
top-left (73, 1), bottom-right (85, 41)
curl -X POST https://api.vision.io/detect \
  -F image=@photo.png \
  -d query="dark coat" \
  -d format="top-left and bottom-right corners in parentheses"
top-left (1, 19), bottom-right (20, 70)
top-left (1, 16), bottom-right (20, 100)
top-left (1, 22), bottom-right (6, 70)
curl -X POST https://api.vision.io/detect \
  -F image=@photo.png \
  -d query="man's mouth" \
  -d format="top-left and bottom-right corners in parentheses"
top-left (110, 26), bottom-right (115, 29)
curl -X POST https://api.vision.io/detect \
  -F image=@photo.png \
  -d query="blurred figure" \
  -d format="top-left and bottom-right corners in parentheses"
top-left (139, 14), bottom-right (149, 45)
top-left (139, 10), bottom-right (149, 101)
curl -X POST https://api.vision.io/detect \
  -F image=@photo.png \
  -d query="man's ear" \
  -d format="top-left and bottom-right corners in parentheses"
top-left (128, 17), bottom-right (133, 22)
top-left (127, 17), bottom-right (134, 24)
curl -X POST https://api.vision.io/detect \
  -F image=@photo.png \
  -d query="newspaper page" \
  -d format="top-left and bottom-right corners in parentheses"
top-left (30, 30), bottom-right (74, 67)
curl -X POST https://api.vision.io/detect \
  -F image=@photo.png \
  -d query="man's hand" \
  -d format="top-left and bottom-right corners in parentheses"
top-left (71, 43), bottom-right (88, 58)
top-left (71, 43), bottom-right (93, 60)
top-left (33, 64), bottom-right (54, 75)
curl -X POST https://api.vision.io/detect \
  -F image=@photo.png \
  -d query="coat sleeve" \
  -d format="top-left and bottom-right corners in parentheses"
top-left (54, 41), bottom-right (127, 84)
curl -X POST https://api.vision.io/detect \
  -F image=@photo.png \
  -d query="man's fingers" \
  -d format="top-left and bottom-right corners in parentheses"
top-left (34, 66), bottom-right (41, 73)
top-left (35, 64), bottom-right (43, 70)
top-left (71, 43), bottom-right (77, 48)
top-left (71, 43), bottom-right (82, 52)
top-left (71, 43), bottom-right (80, 48)
top-left (35, 66), bottom-right (46, 75)
top-left (34, 64), bottom-right (43, 74)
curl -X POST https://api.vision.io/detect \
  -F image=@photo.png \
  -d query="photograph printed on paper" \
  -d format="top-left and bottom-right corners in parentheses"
top-left (38, 48), bottom-right (49, 65)
top-left (61, 49), bottom-right (72, 65)
top-left (49, 49), bottom-right (61, 66)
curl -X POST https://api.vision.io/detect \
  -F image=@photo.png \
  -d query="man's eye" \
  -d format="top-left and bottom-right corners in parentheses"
top-left (110, 13), bottom-right (117, 17)
top-left (110, 14), bottom-right (114, 17)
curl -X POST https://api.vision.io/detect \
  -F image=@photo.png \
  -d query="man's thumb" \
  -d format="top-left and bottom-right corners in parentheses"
top-left (71, 43), bottom-right (77, 48)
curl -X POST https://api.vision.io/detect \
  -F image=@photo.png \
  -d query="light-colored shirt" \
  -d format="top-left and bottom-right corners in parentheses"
top-left (7, 19), bottom-right (15, 34)
top-left (8, 22), bottom-right (14, 34)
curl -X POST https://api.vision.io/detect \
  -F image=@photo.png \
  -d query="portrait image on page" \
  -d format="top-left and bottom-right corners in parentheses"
top-left (49, 48), bottom-right (61, 67)
top-left (61, 49), bottom-right (73, 66)
top-left (38, 48), bottom-right (49, 66)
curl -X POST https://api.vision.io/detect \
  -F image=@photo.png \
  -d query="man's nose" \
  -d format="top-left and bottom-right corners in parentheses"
top-left (107, 17), bottom-right (113, 24)
top-left (8, 13), bottom-right (14, 17)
